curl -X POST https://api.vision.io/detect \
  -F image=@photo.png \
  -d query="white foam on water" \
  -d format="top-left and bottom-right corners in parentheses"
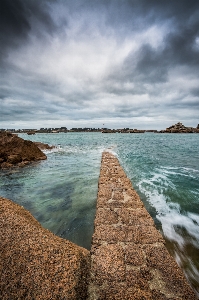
top-left (138, 167), bottom-right (199, 294)
top-left (181, 166), bottom-right (199, 174)
top-left (158, 212), bottom-right (199, 249)
top-left (138, 168), bottom-right (199, 246)
top-left (162, 165), bottom-right (199, 179)
top-left (42, 144), bottom-right (64, 154)
top-left (137, 170), bottom-right (177, 215)
top-left (44, 144), bottom-right (106, 157)
top-left (104, 145), bottom-right (118, 157)
top-left (140, 168), bottom-right (177, 190)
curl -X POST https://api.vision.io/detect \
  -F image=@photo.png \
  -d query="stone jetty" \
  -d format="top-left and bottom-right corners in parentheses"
top-left (88, 151), bottom-right (197, 299)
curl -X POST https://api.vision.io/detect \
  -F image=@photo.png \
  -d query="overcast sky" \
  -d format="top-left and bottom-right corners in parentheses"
top-left (0, 0), bottom-right (199, 129)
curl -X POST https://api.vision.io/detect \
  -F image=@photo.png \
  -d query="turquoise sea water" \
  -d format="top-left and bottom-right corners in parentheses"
top-left (0, 132), bottom-right (199, 295)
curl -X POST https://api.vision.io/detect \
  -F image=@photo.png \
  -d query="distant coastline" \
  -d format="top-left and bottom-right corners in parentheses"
top-left (1, 122), bottom-right (199, 134)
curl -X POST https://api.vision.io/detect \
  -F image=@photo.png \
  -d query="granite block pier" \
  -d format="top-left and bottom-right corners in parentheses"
top-left (88, 151), bottom-right (197, 299)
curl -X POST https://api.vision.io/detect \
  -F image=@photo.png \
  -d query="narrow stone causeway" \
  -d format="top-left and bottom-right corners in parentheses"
top-left (88, 151), bottom-right (197, 300)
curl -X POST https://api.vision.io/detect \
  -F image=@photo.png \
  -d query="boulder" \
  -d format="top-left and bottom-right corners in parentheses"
top-left (0, 132), bottom-right (47, 168)
top-left (33, 141), bottom-right (55, 150)
top-left (0, 197), bottom-right (90, 299)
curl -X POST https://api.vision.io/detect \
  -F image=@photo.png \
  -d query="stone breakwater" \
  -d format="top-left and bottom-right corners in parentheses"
top-left (88, 152), bottom-right (197, 299)
top-left (0, 197), bottom-right (90, 299)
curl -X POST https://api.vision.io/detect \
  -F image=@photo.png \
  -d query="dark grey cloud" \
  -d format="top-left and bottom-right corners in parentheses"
top-left (191, 88), bottom-right (199, 97)
top-left (0, 0), bottom-right (56, 62)
top-left (0, 0), bottom-right (199, 129)
top-left (122, 2), bottom-right (199, 82)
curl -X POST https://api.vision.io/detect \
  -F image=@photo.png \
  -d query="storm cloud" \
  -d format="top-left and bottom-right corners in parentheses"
top-left (0, 0), bottom-right (199, 129)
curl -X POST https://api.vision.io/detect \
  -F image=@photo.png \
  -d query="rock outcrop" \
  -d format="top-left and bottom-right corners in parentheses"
top-left (0, 197), bottom-right (90, 299)
top-left (0, 132), bottom-right (47, 168)
top-left (160, 122), bottom-right (199, 133)
top-left (88, 152), bottom-right (197, 299)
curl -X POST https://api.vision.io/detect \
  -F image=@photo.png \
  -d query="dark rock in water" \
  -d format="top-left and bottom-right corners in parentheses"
top-left (0, 132), bottom-right (47, 168)
top-left (0, 197), bottom-right (90, 299)
top-left (33, 141), bottom-right (55, 150)
top-left (159, 122), bottom-right (199, 133)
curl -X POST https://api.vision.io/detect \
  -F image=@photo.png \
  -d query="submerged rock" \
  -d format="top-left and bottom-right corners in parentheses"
top-left (0, 132), bottom-right (47, 168)
top-left (0, 197), bottom-right (90, 299)
top-left (33, 141), bottom-right (55, 150)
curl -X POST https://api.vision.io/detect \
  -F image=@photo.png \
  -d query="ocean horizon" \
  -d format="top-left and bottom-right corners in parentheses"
top-left (0, 132), bottom-right (198, 296)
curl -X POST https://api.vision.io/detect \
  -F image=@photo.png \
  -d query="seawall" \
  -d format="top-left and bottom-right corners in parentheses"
top-left (88, 151), bottom-right (197, 299)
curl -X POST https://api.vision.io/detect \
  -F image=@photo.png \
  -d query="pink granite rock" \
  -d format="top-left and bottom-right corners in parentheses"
top-left (0, 197), bottom-right (90, 299)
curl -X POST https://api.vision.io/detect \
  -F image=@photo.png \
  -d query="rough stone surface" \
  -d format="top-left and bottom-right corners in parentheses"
top-left (0, 132), bottom-right (47, 168)
top-left (0, 197), bottom-right (90, 299)
top-left (88, 151), bottom-right (197, 299)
